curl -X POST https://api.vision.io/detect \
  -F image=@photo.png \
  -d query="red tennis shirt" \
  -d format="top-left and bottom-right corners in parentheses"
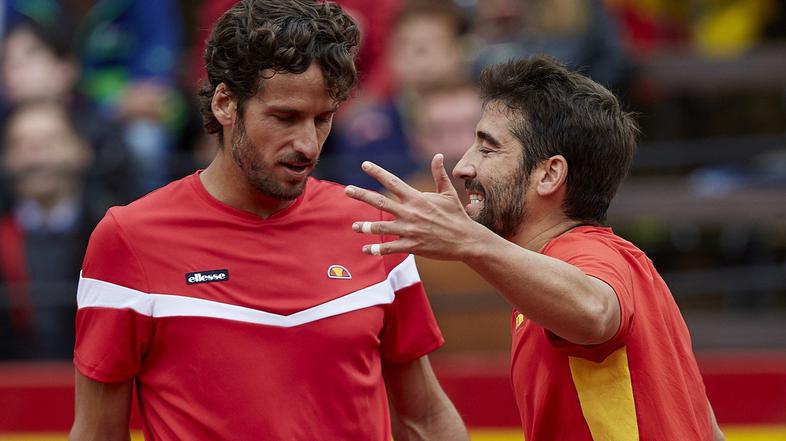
top-left (74, 172), bottom-right (443, 440)
top-left (511, 226), bottom-right (712, 440)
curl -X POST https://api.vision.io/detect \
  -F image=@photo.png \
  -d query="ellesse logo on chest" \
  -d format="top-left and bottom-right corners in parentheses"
top-left (186, 269), bottom-right (229, 285)
top-left (327, 265), bottom-right (352, 279)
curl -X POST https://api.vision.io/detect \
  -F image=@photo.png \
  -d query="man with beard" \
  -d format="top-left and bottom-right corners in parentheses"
top-left (69, 1), bottom-right (467, 440)
top-left (346, 56), bottom-right (725, 441)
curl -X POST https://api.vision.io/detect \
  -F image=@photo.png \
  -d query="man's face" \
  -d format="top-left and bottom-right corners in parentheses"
top-left (453, 102), bottom-right (529, 238)
top-left (1, 28), bottom-right (77, 103)
top-left (3, 105), bottom-right (90, 204)
top-left (229, 63), bottom-right (337, 200)
top-left (416, 87), bottom-right (482, 164)
top-left (390, 15), bottom-right (463, 90)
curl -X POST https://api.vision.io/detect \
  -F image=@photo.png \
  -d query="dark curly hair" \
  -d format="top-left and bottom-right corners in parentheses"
top-left (198, 0), bottom-right (360, 143)
top-left (479, 56), bottom-right (639, 223)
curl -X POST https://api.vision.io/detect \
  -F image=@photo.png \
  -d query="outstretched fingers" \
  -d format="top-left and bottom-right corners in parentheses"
top-left (359, 161), bottom-right (419, 201)
top-left (352, 220), bottom-right (401, 236)
top-left (431, 153), bottom-right (459, 198)
top-left (351, 221), bottom-right (410, 256)
top-left (345, 185), bottom-right (401, 215)
top-left (361, 239), bottom-right (410, 256)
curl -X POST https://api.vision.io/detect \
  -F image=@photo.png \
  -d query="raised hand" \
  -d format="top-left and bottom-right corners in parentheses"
top-left (344, 154), bottom-right (489, 260)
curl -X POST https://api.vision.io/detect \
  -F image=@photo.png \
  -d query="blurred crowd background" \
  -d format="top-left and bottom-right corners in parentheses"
top-left (0, 0), bottom-right (785, 361)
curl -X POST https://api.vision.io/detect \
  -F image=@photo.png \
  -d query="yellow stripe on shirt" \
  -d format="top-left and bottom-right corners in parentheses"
top-left (569, 346), bottom-right (639, 441)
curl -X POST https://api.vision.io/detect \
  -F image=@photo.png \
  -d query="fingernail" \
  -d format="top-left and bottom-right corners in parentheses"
top-left (345, 185), bottom-right (356, 195)
top-left (361, 162), bottom-right (372, 171)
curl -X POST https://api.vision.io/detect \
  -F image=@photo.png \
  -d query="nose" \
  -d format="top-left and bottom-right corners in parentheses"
top-left (292, 121), bottom-right (320, 160)
top-left (452, 148), bottom-right (476, 181)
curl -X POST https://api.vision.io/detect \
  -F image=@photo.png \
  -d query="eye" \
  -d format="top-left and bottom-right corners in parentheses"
top-left (315, 114), bottom-right (334, 125)
top-left (272, 113), bottom-right (294, 123)
top-left (478, 147), bottom-right (493, 155)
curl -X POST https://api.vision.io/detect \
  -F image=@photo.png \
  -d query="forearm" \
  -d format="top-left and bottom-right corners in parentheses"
top-left (345, 158), bottom-right (617, 343)
top-left (391, 394), bottom-right (467, 441)
top-left (69, 370), bottom-right (133, 441)
top-left (68, 424), bottom-right (131, 441)
top-left (385, 358), bottom-right (468, 441)
top-left (463, 232), bottom-right (618, 344)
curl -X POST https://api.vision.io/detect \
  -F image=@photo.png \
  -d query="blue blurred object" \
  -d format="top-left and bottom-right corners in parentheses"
top-left (325, 100), bottom-right (421, 189)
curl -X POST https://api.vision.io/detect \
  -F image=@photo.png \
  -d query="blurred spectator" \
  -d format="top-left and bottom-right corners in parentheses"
top-left (324, 0), bottom-right (469, 188)
top-left (0, 100), bottom-right (118, 359)
top-left (4, 0), bottom-right (187, 194)
top-left (387, 0), bottom-right (467, 94)
top-left (0, 20), bottom-right (78, 108)
top-left (1, 19), bottom-right (139, 203)
top-left (470, 0), bottom-right (631, 90)
top-left (411, 80), bottom-right (481, 182)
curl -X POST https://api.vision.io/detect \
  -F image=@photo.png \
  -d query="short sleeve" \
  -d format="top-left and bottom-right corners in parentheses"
top-left (379, 253), bottom-right (444, 363)
top-left (74, 209), bottom-right (153, 382)
top-left (541, 234), bottom-right (635, 362)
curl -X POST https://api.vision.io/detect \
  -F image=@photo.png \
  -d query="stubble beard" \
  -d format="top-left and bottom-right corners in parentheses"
top-left (467, 167), bottom-right (528, 239)
top-left (230, 117), bottom-right (311, 201)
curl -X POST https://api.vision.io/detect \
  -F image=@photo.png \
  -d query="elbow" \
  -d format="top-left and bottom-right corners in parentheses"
top-left (574, 296), bottom-right (620, 345)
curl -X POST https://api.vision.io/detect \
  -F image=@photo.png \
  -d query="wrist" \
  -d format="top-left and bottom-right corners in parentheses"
top-left (459, 224), bottom-right (499, 266)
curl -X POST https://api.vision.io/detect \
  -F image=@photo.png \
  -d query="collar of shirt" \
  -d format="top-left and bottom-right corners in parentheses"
top-left (14, 198), bottom-right (81, 234)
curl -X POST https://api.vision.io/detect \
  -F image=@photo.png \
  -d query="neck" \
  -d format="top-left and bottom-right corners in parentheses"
top-left (30, 181), bottom-right (81, 212)
top-left (200, 151), bottom-right (295, 219)
top-left (510, 211), bottom-right (585, 252)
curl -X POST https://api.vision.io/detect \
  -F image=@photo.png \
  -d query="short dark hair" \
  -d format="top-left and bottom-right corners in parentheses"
top-left (6, 19), bottom-right (75, 60)
top-left (479, 56), bottom-right (638, 223)
top-left (198, 0), bottom-right (360, 142)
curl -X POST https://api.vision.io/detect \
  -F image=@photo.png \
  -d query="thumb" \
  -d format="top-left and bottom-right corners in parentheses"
top-left (431, 153), bottom-right (457, 196)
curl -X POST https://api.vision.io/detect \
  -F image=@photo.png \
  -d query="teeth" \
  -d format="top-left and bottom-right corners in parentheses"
top-left (469, 194), bottom-right (483, 204)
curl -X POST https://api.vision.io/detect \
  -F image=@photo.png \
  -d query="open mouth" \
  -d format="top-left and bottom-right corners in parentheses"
top-left (281, 163), bottom-right (311, 174)
top-left (465, 180), bottom-right (486, 206)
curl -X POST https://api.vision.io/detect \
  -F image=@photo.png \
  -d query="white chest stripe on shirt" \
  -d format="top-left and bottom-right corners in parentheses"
top-left (77, 254), bottom-right (421, 327)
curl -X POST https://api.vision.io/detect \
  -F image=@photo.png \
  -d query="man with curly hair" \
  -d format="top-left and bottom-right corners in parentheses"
top-left (69, 1), bottom-right (467, 440)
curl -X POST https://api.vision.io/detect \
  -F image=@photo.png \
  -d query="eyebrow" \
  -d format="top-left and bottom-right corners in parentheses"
top-left (268, 105), bottom-right (339, 115)
top-left (476, 130), bottom-right (502, 148)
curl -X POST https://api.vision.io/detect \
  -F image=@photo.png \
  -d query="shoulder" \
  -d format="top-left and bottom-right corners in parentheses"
top-left (83, 175), bottom-right (200, 289)
top-left (305, 177), bottom-right (350, 200)
top-left (541, 226), bottom-right (653, 291)
top-left (109, 174), bottom-right (198, 229)
top-left (541, 226), bottom-right (647, 271)
top-left (543, 226), bottom-right (641, 257)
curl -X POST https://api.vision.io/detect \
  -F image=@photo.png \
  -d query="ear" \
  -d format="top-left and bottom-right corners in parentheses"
top-left (535, 155), bottom-right (568, 196)
top-left (211, 83), bottom-right (237, 127)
